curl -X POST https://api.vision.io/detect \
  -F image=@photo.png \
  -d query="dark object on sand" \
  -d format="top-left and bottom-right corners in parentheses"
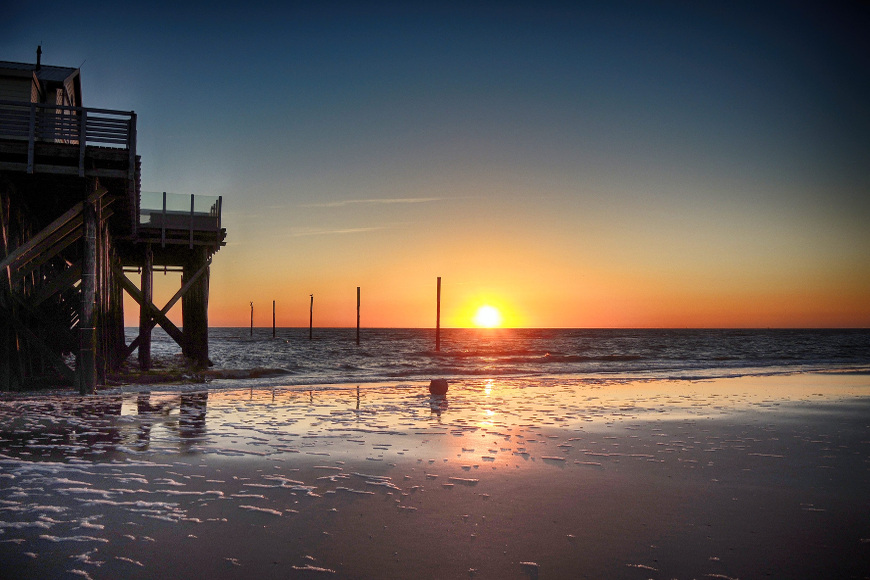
top-left (429, 379), bottom-right (449, 396)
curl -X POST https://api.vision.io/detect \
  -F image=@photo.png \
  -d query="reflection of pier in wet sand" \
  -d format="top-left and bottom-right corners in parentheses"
top-left (0, 390), bottom-right (209, 459)
top-left (135, 391), bottom-right (209, 448)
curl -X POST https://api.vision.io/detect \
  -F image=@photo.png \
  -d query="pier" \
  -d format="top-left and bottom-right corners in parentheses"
top-left (0, 51), bottom-right (226, 392)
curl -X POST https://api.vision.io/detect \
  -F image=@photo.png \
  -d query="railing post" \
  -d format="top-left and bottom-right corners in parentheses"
top-left (189, 194), bottom-right (195, 249)
top-left (216, 196), bottom-right (223, 246)
top-left (78, 109), bottom-right (87, 177)
top-left (127, 112), bottom-right (137, 182)
top-left (27, 103), bottom-right (36, 174)
top-left (161, 191), bottom-right (166, 248)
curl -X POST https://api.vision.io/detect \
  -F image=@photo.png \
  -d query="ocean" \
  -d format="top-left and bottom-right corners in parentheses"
top-left (134, 327), bottom-right (870, 389)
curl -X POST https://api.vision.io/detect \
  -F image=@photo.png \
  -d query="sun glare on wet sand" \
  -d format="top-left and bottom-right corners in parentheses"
top-left (472, 305), bottom-right (503, 328)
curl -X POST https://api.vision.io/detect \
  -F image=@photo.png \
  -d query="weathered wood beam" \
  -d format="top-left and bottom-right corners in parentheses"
top-left (12, 207), bottom-right (114, 283)
top-left (0, 204), bottom-right (84, 273)
top-left (0, 162), bottom-right (131, 180)
top-left (127, 235), bottom-right (226, 247)
top-left (138, 245), bottom-right (152, 370)
top-left (28, 264), bottom-right (81, 307)
top-left (9, 216), bottom-right (82, 279)
top-left (7, 292), bottom-right (77, 348)
top-left (0, 193), bottom-right (15, 390)
top-left (108, 253), bottom-right (127, 371)
top-left (8, 211), bottom-right (112, 287)
top-left (125, 257), bottom-right (210, 362)
top-left (0, 303), bottom-right (77, 384)
top-left (111, 262), bottom-right (185, 349)
top-left (0, 185), bottom-right (107, 274)
top-left (182, 247), bottom-right (210, 366)
top-left (79, 198), bottom-right (97, 395)
top-left (164, 257), bottom-right (211, 318)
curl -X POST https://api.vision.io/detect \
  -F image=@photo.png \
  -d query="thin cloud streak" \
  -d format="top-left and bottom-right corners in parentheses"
top-left (302, 197), bottom-right (442, 208)
top-left (290, 226), bottom-right (385, 237)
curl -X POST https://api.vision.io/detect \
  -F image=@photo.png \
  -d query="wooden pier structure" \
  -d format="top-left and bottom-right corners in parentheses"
top-left (0, 50), bottom-right (226, 392)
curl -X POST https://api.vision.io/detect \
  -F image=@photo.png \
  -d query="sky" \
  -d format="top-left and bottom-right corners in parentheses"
top-left (4, 1), bottom-right (869, 328)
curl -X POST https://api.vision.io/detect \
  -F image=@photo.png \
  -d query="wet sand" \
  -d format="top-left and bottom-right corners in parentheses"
top-left (1, 373), bottom-right (868, 579)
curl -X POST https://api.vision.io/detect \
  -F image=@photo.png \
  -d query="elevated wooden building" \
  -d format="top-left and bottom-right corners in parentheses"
top-left (0, 48), bottom-right (226, 392)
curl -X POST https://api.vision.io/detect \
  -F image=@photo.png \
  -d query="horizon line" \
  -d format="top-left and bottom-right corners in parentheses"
top-left (128, 326), bottom-right (870, 331)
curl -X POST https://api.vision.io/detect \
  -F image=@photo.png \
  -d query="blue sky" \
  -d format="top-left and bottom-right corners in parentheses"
top-left (4, 1), bottom-right (869, 327)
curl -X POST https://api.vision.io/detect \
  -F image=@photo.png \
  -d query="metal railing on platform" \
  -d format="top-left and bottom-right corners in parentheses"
top-left (139, 191), bottom-right (223, 248)
top-left (0, 99), bottom-right (136, 177)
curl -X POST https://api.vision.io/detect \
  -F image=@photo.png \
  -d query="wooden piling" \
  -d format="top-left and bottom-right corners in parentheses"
top-left (356, 286), bottom-right (360, 345)
top-left (309, 294), bottom-right (313, 340)
top-left (272, 300), bottom-right (276, 338)
top-left (436, 276), bottom-right (441, 352)
top-left (181, 246), bottom-right (210, 367)
top-left (108, 251), bottom-right (126, 372)
top-left (138, 244), bottom-right (153, 370)
top-left (250, 302), bottom-right (253, 337)
top-left (96, 203), bottom-right (107, 384)
top-left (0, 192), bottom-right (13, 390)
top-left (79, 197), bottom-right (97, 394)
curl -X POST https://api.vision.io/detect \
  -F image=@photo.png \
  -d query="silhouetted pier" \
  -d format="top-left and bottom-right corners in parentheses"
top-left (1, 50), bottom-right (226, 392)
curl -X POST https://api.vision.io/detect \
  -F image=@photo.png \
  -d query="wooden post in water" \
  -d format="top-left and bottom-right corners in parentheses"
top-left (272, 300), bottom-right (276, 338)
top-left (435, 276), bottom-right (441, 352)
top-left (181, 246), bottom-right (210, 366)
top-left (309, 294), bottom-right (314, 340)
top-left (250, 302), bottom-right (253, 337)
top-left (356, 287), bottom-right (360, 345)
top-left (138, 244), bottom-right (153, 370)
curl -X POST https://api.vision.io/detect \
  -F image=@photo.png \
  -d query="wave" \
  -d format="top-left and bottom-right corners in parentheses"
top-left (126, 327), bottom-right (870, 390)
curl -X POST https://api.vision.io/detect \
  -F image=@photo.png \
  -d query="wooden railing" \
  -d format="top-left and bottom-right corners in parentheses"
top-left (0, 100), bottom-right (136, 178)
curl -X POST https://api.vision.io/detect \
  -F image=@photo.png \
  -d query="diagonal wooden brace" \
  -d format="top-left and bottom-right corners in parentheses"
top-left (0, 185), bottom-right (108, 274)
top-left (7, 291), bottom-right (77, 348)
top-left (29, 264), bottom-right (82, 307)
top-left (122, 258), bottom-right (212, 360)
top-left (0, 303), bottom-right (77, 384)
top-left (110, 263), bottom-right (185, 349)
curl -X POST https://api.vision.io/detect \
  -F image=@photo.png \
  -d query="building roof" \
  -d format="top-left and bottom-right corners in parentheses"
top-left (0, 60), bottom-right (79, 83)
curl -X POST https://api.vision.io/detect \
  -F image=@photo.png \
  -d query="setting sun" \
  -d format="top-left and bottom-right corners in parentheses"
top-left (472, 305), bottom-right (503, 328)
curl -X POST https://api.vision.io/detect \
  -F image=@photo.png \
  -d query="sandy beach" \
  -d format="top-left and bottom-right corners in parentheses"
top-left (1, 373), bottom-right (868, 579)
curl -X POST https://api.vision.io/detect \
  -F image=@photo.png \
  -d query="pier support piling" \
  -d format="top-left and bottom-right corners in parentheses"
top-left (436, 276), bottom-right (441, 352)
top-left (78, 197), bottom-right (97, 394)
top-left (138, 244), bottom-right (153, 370)
top-left (182, 246), bottom-right (210, 367)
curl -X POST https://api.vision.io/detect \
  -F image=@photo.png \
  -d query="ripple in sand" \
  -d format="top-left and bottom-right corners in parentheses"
top-left (447, 477), bottom-right (479, 485)
top-left (291, 564), bottom-right (336, 574)
top-left (39, 534), bottom-right (109, 543)
top-left (238, 505), bottom-right (283, 516)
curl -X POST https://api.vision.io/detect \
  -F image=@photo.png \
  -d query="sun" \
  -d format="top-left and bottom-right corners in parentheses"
top-left (472, 305), bottom-right (503, 328)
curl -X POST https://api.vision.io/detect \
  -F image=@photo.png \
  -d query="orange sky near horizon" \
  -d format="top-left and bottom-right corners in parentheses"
top-left (127, 236), bottom-right (870, 329)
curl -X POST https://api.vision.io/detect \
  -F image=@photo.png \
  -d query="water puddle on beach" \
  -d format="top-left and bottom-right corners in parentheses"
top-left (1, 374), bottom-right (868, 579)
